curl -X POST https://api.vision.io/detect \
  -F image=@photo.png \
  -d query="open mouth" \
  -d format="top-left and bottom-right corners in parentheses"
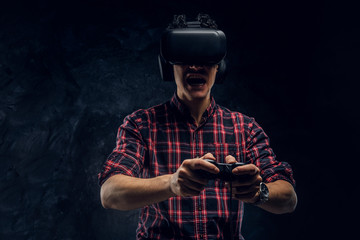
top-left (186, 75), bottom-right (206, 86)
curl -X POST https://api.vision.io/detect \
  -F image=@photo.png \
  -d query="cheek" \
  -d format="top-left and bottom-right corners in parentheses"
top-left (209, 69), bottom-right (217, 84)
top-left (173, 66), bottom-right (185, 82)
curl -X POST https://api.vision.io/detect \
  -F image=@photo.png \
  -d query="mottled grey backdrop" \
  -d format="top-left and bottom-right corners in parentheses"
top-left (1, 0), bottom-right (358, 239)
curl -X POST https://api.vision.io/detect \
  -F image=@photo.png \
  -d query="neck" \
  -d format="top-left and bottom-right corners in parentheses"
top-left (177, 92), bottom-right (211, 126)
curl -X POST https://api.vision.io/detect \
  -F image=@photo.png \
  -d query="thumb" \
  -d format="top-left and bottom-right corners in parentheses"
top-left (225, 155), bottom-right (237, 164)
top-left (201, 153), bottom-right (216, 161)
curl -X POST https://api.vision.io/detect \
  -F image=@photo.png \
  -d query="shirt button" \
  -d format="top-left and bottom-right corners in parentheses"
top-left (199, 234), bottom-right (203, 239)
top-left (198, 206), bottom-right (202, 211)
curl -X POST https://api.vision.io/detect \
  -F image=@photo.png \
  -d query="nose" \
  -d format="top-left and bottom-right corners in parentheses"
top-left (188, 65), bottom-right (204, 71)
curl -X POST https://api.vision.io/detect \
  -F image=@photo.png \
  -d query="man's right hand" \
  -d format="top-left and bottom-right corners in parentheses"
top-left (169, 153), bottom-right (220, 197)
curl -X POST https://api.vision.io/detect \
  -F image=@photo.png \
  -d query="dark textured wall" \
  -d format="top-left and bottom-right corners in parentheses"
top-left (1, 0), bottom-right (358, 239)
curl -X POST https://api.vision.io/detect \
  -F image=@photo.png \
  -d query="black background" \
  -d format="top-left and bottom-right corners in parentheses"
top-left (0, 0), bottom-right (358, 239)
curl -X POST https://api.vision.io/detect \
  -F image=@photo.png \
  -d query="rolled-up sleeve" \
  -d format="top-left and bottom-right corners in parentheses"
top-left (246, 118), bottom-right (296, 187)
top-left (98, 113), bottom-right (146, 186)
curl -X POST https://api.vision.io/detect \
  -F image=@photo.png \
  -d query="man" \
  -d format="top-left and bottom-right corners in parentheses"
top-left (98, 14), bottom-right (297, 240)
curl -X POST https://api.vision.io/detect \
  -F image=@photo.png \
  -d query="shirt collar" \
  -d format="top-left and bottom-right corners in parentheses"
top-left (170, 91), bottom-right (217, 123)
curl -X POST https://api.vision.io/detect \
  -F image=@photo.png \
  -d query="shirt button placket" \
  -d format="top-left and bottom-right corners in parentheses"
top-left (194, 130), bottom-right (199, 158)
top-left (197, 194), bottom-right (205, 239)
top-left (194, 125), bottom-right (205, 239)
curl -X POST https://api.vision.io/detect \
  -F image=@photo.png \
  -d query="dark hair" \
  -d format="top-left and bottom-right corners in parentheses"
top-left (167, 13), bottom-right (218, 29)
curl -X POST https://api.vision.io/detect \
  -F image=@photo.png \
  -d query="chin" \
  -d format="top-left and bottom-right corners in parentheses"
top-left (187, 89), bottom-right (210, 99)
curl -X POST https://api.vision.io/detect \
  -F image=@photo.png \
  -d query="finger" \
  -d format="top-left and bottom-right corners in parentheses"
top-left (179, 177), bottom-right (206, 192)
top-left (201, 152), bottom-right (216, 161)
top-left (225, 155), bottom-right (237, 164)
top-left (225, 179), bottom-right (259, 193)
top-left (230, 174), bottom-right (262, 188)
top-left (232, 164), bottom-right (260, 176)
top-left (177, 167), bottom-right (208, 185)
top-left (232, 183), bottom-right (260, 195)
top-left (188, 171), bottom-right (211, 186)
top-left (184, 159), bottom-right (219, 174)
top-left (234, 190), bottom-right (258, 202)
top-left (180, 184), bottom-right (202, 197)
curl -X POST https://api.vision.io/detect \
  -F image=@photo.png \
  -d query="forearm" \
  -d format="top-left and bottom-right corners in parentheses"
top-left (100, 174), bottom-right (176, 211)
top-left (258, 180), bottom-right (297, 214)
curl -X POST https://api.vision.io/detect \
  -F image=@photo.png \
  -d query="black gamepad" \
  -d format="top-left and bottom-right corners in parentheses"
top-left (197, 159), bottom-right (246, 181)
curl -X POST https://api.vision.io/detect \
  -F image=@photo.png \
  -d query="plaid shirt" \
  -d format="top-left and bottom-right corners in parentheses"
top-left (98, 92), bottom-right (295, 240)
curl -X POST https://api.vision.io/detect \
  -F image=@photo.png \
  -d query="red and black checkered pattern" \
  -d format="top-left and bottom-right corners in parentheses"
top-left (98, 92), bottom-right (295, 240)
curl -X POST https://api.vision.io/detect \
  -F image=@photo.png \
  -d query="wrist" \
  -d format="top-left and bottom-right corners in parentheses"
top-left (253, 182), bottom-right (269, 206)
top-left (167, 174), bottom-right (177, 197)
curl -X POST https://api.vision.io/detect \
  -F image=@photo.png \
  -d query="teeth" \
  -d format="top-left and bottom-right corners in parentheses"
top-left (187, 77), bottom-right (206, 85)
top-left (187, 73), bottom-right (204, 79)
top-left (188, 75), bottom-right (203, 79)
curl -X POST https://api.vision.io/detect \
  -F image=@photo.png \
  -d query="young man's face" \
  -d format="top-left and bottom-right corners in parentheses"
top-left (173, 64), bottom-right (218, 101)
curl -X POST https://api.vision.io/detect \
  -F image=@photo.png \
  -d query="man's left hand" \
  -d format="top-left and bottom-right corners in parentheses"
top-left (224, 155), bottom-right (262, 203)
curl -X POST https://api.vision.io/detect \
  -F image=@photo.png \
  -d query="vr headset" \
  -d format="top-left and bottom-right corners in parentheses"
top-left (158, 21), bottom-right (227, 83)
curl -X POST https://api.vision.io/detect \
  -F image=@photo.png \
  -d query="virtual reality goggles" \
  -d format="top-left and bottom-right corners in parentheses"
top-left (158, 21), bottom-right (227, 83)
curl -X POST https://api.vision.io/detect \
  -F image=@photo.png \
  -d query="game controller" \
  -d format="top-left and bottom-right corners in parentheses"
top-left (197, 159), bottom-right (246, 181)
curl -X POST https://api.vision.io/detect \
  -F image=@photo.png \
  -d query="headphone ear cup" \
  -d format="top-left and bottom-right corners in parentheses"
top-left (215, 59), bottom-right (227, 84)
top-left (158, 55), bottom-right (174, 81)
